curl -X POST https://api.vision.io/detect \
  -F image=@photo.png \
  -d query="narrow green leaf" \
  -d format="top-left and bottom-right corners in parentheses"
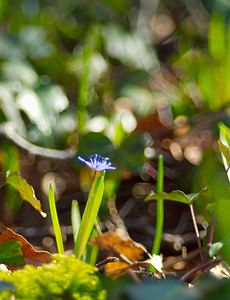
top-left (6, 172), bottom-right (46, 217)
top-left (71, 200), bottom-right (81, 242)
top-left (146, 188), bottom-right (208, 205)
top-left (151, 154), bottom-right (164, 257)
top-left (48, 184), bottom-right (64, 254)
top-left (74, 171), bottom-right (105, 259)
top-left (0, 240), bottom-right (24, 266)
top-left (208, 14), bottom-right (226, 60)
top-left (85, 227), bottom-right (99, 265)
top-left (219, 141), bottom-right (230, 166)
top-left (219, 123), bottom-right (230, 181)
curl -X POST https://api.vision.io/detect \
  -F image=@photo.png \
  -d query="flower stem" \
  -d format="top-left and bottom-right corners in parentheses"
top-left (74, 171), bottom-right (105, 259)
top-left (152, 154), bottom-right (164, 256)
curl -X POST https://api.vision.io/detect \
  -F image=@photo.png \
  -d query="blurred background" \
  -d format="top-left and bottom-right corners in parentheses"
top-left (0, 0), bottom-right (229, 257)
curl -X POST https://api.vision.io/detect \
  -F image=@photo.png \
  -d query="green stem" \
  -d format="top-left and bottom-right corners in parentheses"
top-left (77, 46), bottom-right (91, 134)
top-left (74, 171), bottom-right (105, 259)
top-left (85, 226), bottom-right (99, 265)
top-left (152, 154), bottom-right (164, 256)
top-left (48, 184), bottom-right (64, 254)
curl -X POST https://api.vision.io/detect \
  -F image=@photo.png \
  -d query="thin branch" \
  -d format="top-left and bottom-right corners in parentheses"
top-left (189, 204), bottom-right (204, 263)
top-left (163, 249), bottom-right (200, 270)
top-left (0, 122), bottom-right (76, 160)
top-left (208, 218), bottom-right (215, 248)
top-left (180, 258), bottom-right (221, 282)
top-left (96, 257), bottom-right (119, 270)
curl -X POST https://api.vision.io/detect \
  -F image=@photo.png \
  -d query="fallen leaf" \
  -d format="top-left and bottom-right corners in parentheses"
top-left (0, 224), bottom-right (52, 267)
top-left (6, 172), bottom-right (46, 217)
top-left (90, 231), bottom-right (148, 277)
top-left (91, 231), bottom-right (146, 261)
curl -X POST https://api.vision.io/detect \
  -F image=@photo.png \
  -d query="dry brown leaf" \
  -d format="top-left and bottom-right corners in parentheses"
top-left (91, 231), bottom-right (148, 277)
top-left (0, 223), bottom-right (52, 267)
top-left (91, 231), bottom-right (146, 260)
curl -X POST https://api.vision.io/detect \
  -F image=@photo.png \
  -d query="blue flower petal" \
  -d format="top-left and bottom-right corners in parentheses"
top-left (78, 154), bottom-right (116, 171)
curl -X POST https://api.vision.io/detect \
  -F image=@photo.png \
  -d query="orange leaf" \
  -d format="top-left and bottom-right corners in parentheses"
top-left (91, 231), bottom-right (148, 277)
top-left (91, 231), bottom-right (146, 260)
top-left (104, 261), bottom-right (130, 277)
top-left (0, 223), bottom-right (52, 267)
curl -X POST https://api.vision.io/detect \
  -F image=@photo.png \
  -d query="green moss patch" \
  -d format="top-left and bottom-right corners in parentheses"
top-left (0, 255), bottom-right (106, 300)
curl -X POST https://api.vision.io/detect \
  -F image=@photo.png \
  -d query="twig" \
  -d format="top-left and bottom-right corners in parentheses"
top-left (127, 269), bottom-right (141, 283)
top-left (180, 258), bottom-right (221, 282)
top-left (96, 257), bottom-right (119, 270)
top-left (208, 218), bottom-right (215, 248)
top-left (189, 204), bottom-right (204, 263)
top-left (0, 122), bottom-right (76, 159)
top-left (163, 249), bottom-right (200, 270)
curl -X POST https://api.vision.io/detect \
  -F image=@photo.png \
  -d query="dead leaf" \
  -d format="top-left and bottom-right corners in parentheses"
top-left (91, 231), bottom-right (146, 260)
top-left (0, 224), bottom-right (52, 267)
top-left (90, 231), bottom-right (148, 277)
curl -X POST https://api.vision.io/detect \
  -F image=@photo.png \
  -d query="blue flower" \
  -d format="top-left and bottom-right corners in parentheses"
top-left (78, 154), bottom-right (116, 171)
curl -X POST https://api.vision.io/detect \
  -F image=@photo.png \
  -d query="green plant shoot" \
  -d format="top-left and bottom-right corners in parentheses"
top-left (48, 184), bottom-right (64, 254)
top-left (85, 227), bottom-right (99, 265)
top-left (71, 199), bottom-right (81, 242)
top-left (152, 154), bottom-right (164, 256)
top-left (74, 171), bottom-right (105, 259)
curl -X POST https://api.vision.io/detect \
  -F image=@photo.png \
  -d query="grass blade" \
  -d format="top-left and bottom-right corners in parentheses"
top-left (85, 227), bottom-right (99, 265)
top-left (152, 154), bottom-right (164, 256)
top-left (48, 184), bottom-right (64, 254)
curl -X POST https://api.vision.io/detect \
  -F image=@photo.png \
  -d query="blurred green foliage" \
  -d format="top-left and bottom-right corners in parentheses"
top-left (0, 0), bottom-right (229, 250)
top-left (0, 1), bottom-right (229, 299)
top-left (0, 0), bottom-right (228, 165)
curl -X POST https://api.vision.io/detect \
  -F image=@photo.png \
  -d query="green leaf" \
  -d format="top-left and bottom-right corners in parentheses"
top-left (146, 187), bottom-right (208, 205)
top-left (48, 184), bottom-right (64, 254)
top-left (209, 242), bottom-right (223, 258)
top-left (117, 133), bottom-right (146, 172)
top-left (0, 240), bottom-right (24, 266)
top-left (219, 141), bottom-right (230, 166)
top-left (6, 172), bottom-right (46, 217)
top-left (71, 200), bottom-right (81, 243)
top-left (74, 171), bottom-right (105, 259)
top-left (219, 123), bottom-right (230, 181)
top-left (208, 15), bottom-right (226, 60)
top-left (85, 226), bottom-right (99, 266)
top-left (78, 132), bottom-right (114, 157)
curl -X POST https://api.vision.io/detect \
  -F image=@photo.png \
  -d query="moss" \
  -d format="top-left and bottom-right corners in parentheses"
top-left (0, 255), bottom-right (106, 300)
